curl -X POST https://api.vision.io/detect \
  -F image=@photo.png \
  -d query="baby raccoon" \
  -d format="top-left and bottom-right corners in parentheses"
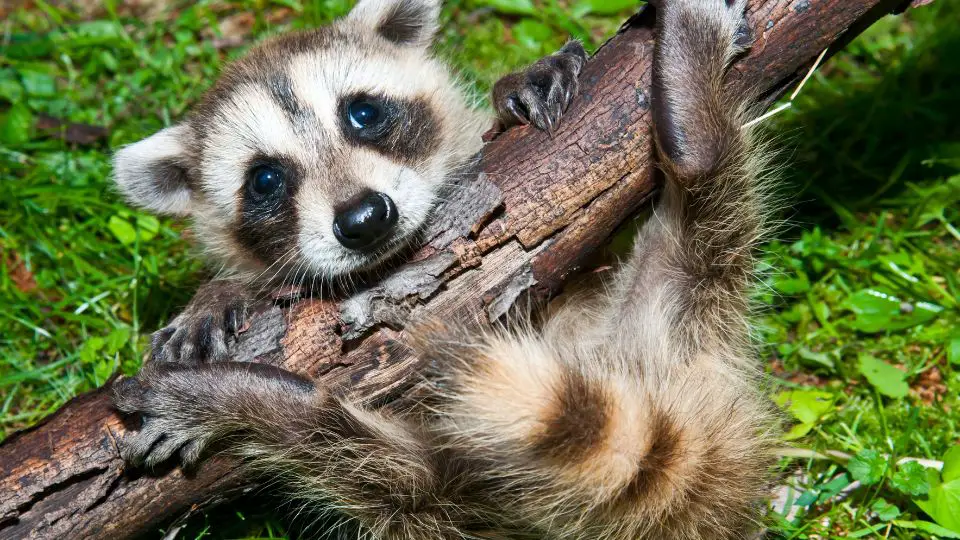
top-left (113, 0), bottom-right (587, 362)
top-left (115, 0), bottom-right (780, 538)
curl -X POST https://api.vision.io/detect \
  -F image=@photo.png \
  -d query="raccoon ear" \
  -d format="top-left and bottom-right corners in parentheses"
top-left (112, 124), bottom-right (195, 216)
top-left (347, 0), bottom-right (441, 48)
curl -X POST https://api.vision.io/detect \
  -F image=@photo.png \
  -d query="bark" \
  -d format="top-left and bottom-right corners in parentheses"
top-left (0, 0), bottom-right (930, 537)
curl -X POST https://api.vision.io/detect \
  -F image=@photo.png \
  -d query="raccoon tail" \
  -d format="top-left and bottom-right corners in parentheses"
top-left (405, 320), bottom-right (777, 539)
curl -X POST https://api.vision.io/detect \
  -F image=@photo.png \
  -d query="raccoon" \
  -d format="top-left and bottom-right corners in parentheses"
top-left (114, 0), bottom-right (780, 538)
top-left (112, 0), bottom-right (587, 363)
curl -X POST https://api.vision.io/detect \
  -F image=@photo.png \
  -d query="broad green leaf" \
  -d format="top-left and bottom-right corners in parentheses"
top-left (811, 300), bottom-right (831, 323)
top-left (795, 474), bottom-right (853, 506)
top-left (891, 461), bottom-right (931, 496)
top-left (798, 347), bottom-right (835, 370)
top-left (94, 358), bottom-right (115, 384)
top-left (872, 498), bottom-right (901, 521)
top-left (512, 19), bottom-right (553, 51)
top-left (893, 520), bottom-right (960, 538)
top-left (776, 390), bottom-right (835, 440)
top-left (79, 336), bottom-right (106, 364)
top-left (99, 50), bottom-right (119, 72)
top-left (105, 327), bottom-right (132, 355)
top-left (18, 69), bottom-right (56, 98)
top-left (108, 215), bottom-right (137, 245)
top-left (1, 32), bottom-right (54, 60)
top-left (914, 450), bottom-right (960, 533)
top-left (136, 215), bottom-right (161, 242)
top-left (795, 490), bottom-right (817, 507)
top-left (843, 288), bottom-right (942, 332)
top-left (572, 0), bottom-right (642, 17)
top-left (817, 473), bottom-right (852, 503)
top-left (0, 69), bottom-right (24, 103)
top-left (948, 334), bottom-right (960, 366)
top-left (858, 354), bottom-right (909, 398)
top-left (66, 21), bottom-right (125, 47)
top-left (783, 423), bottom-right (814, 440)
top-left (848, 449), bottom-right (886, 486)
top-left (0, 103), bottom-right (34, 147)
top-left (774, 272), bottom-right (811, 294)
top-left (109, 214), bottom-right (159, 245)
top-left (776, 390), bottom-right (835, 424)
top-left (943, 445), bottom-right (960, 483)
top-left (482, 0), bottom-right (535, 15)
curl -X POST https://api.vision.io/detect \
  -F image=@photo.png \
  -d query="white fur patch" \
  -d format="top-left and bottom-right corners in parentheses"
top-left (201, 84), bottom-right (306, 218)
top-left (112, 124), bottom-right (193, 215)
top-left (346, 0), bottom-right (441, 47)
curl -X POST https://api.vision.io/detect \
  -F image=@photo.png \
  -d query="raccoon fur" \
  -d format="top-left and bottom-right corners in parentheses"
top-left (114, 0), bottom-right (780, 538)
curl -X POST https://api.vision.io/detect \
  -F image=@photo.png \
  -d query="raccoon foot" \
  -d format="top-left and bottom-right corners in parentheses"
top-left (151, 279), bottom-right (251, 364)
top-left (112, 371), bottom-right (213, 468)
top-left (113, 362), bottom-right (315, 468)
top-left (492, 40), bottom-right (588, 134)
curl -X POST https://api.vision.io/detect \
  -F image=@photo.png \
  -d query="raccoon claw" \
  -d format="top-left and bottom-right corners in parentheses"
top-left (112, 369), bottom-right (211, 468)
top-left (493, 40), bottom-right (588, 134)
top-left (150, 281), bottom-right (250, 364)
top-left (733, 17), bottom-right (753, 50)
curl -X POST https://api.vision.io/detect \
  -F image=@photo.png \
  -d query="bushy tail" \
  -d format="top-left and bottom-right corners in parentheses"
top-left (406, 324), bottom-right (777, 539)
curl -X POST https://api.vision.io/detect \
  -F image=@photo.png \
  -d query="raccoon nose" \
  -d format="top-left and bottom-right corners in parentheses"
top-left (333, 191), bottom-right (399, 251)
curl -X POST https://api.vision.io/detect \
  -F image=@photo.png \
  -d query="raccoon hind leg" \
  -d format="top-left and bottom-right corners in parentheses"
top-left (603, 0), bottom-right (770, 364)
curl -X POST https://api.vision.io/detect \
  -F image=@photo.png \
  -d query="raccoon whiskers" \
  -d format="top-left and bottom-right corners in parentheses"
top-left (286, 257), bottom-right (315, 294)
top-left (252, 246), bottom-right (300, 288)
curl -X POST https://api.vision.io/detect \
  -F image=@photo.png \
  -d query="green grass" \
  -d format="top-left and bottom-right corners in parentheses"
top-left (1, 0), bottom-right (958, 538)
top-left (756, 6), bottom-right (960, 536)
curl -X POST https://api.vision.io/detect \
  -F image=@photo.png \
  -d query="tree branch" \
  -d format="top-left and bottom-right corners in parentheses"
top-left (0, 1), bottom-right (928, 537)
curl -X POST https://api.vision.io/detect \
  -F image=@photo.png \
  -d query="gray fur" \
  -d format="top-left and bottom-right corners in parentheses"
top-left (115, 0), bottom-right (780, 537)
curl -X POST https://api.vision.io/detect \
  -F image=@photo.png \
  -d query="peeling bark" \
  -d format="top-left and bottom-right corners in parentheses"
top-left (0, 1), bottom-right (931, 537)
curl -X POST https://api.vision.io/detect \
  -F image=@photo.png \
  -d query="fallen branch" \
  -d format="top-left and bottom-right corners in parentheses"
top-left (0, 0), bottom-right (929, 537)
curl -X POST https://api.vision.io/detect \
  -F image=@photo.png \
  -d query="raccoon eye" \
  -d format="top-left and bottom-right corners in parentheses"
top-left (248, 165), bottom-right (284, 196)
top-left (347, 100), bottom-right (382, 129)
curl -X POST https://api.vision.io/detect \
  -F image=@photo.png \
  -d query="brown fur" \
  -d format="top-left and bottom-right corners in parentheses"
top-left (114, 0), bottom-right (781, 537)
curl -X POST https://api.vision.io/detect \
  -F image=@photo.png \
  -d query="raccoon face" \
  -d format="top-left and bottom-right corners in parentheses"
top-left (113, 0), bottom-right (487, 283)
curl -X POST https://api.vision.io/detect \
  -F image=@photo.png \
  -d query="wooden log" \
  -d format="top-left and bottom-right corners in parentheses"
top-left (0, 0), bottom-right (928, 537)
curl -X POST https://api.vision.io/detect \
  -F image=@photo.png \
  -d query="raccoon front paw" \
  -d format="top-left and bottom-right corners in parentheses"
top-left (151, 280), bottom-right (250, 364)
top-left (492, 40), bottom-right (588, 134)
top-left (112, 368), bottom-right (212, 468)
